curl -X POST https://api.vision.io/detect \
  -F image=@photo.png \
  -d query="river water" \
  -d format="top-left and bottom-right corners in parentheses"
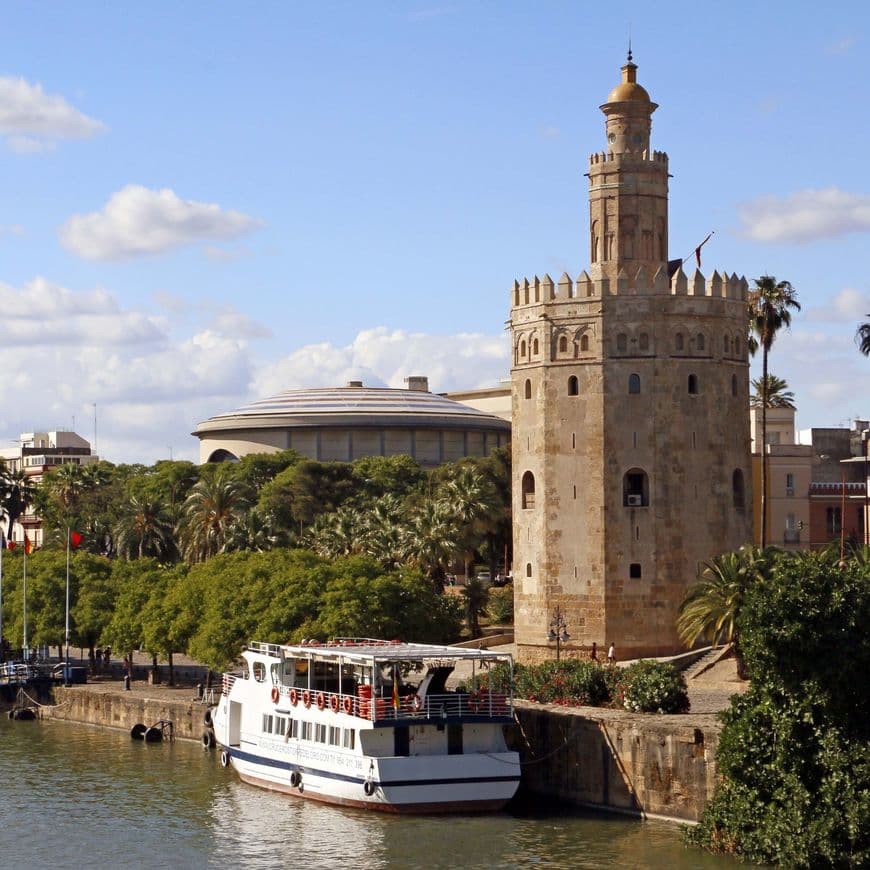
top-left (0, 717), bottom-right (738, 869)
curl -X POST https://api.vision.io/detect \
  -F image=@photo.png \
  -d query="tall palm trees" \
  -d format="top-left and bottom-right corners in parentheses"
top-left (176, 467), bottom-right (252, 563)
top-left (748, 276), bottom-right (801, 547)
top-left (750, 374), bottom-right (796, 410)
top-left (0, 467), bottom-right (37, 540)
top-left (114, 496), bottom-right (176, 560)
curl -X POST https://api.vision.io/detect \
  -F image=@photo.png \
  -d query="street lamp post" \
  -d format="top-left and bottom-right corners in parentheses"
top-left (547, 606), bottom-right (570, 661)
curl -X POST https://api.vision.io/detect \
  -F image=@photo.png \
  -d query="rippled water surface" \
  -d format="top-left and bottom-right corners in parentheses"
top-left (0, 717), bottom-right (739, 868)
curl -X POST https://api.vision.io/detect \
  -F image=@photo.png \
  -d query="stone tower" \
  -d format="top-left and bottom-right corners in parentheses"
top-left (510, 56), bottom-right (753, 661)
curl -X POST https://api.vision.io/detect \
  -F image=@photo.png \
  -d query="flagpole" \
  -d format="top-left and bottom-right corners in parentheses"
top-left (0, 530), bottom-right (4, 661)
top-left (65, 527), bottom-right (71, 687)
top-left (22, 540), bottom-right (27, 658)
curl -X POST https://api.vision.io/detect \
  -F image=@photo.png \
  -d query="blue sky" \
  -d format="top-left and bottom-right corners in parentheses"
top-left (1, 1), bottom-right (868, 462)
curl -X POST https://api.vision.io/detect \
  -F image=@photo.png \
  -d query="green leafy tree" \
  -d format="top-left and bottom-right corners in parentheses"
top-left (103, 559), bottom-right (166, 664)
top-left (748, 275), bottom-right (801, 547)
top-left (750, 373), bottom-right (796, 409)
top-left (688, 549), bottom-right (870, 866)
top-left (677, 546), bottom-right (774, 677)
top-left (176, 465), bottom-right (252, 563)
top-left (0, 467), bottom-right (37, 540)
top-left (114, 496), bottom-right (177, 560)
top-left (226, 449), bottom-right (302, 492)
top-left (402, 499), bottom-right (459, 585)
top-left (350, 455), bottom-right (425, 506)
top-left (125, 460), bottom-right (199, 518)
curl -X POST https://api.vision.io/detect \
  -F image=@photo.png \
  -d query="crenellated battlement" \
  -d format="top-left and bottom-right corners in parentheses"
top-left (510, 267), bottom-right (747, 309)
top-left (588, 149), bottom-right (668, 168)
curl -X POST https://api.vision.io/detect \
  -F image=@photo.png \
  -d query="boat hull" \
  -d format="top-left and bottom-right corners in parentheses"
top-left (222, 744), bottom-right (520, 814)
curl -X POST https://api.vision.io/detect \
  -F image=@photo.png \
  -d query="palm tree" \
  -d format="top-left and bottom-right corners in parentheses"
top-left (441, 466), bottom-right (498, 581)
top-left (306, 507), bottom-right (364, 559)
top-left (748, 276), bottom-right (801, 547)
top-left (48, 462), bottom-right (86, 510)
top-left (857, 318), bottom-right (870, 356)
top-left (222, 508), bottom-right (284, 553)
top-left (114, 496), bottom-right (176, 560)
top-left (0, 467), bottom-right (37, 540)
top-left (176, 466), bottom-right (251, 563)
top-left (677, 546), bottom-right (774, 678)
top-left (402, 500), bottom-right (459, 586)
top-left (750, 374), bottom-right (796, 409)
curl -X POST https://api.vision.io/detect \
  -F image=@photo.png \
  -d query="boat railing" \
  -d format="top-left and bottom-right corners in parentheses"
top-left (222, 673), bottom-right (238, 695)
top-left (0, 662), bottom-right (38, 684)
top-left (269, 684), bottom-right (511, 721)
top-left (246, 641), bottom-right (283, 657)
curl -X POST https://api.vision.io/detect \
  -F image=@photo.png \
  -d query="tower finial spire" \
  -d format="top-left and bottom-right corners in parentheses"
top-left (627, 26), bottom-right (632, 63)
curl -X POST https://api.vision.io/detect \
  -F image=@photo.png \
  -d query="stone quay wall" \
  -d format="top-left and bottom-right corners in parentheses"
top-left (47, 685), bottom-right (212, 743)
top-left (510, 701), bottom-right (720, 822)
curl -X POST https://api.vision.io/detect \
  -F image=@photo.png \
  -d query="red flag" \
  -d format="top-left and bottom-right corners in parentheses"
top-left (392, 670), bottom-right (400, 711)
top-left (70, 531), bottom-right (83, 550)
top-left (6, 540), bottom-right (15, 551)
top-left (23, 535), bottom-right (32, 555)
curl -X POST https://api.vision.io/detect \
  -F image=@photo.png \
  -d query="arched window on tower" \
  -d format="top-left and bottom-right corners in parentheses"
top-left (623, 468), bottom-right (649, 507)
top-left (732, 469), bottom-right (745, 512)
top-left (559, 335), bottom-right (568, 354)
top-left (628, 373), bottom-right (641, 394)
top-left (591, 220), bottom-right (600, 263)
top-left (524, 379), bottom-right (532, 400)
top-left (696, 333), bottom-right (706, 352)
top-left (675, 332), bottom-right (684, 352)
top-left (526, 563), bottom-right (533, 578)
top-left (724, 334), bottom-right (731, 355)
top-left (735, 336), bottom-right (742, 356)
top-left (688, 374), bottom-right (699, 395)
top-left (532, 338), bottom-right (539, 355)
top-left (580, 334), bottom-right (589, 352)
top-left (520, 340), bottom-right (527, 358)
top-left (616, 333), bottom-right (627, 353)
top-left (639, 332), bottom-right (649, 352)
top-left (568, 376), bottom-right (579, 396)
top-left (521, 471), bottom-right (536, 509)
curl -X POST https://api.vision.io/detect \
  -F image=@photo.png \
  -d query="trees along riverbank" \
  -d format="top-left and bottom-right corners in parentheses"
top-left (687, 546), bottom-right (870, 867)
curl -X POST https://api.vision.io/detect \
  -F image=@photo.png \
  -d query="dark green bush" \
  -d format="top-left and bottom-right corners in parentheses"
top-left (485, 587), bottom-right (514, 625)
top-left (619, 661), bottom-right (689, 713)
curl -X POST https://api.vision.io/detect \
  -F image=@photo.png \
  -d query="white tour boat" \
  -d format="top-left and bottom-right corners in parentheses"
top-left (210, 638), bottom-right (521, 813)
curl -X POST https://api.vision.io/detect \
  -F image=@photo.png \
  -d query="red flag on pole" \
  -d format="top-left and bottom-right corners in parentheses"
top-left (23, 535), bottom-right (32, 555)
top-left (70, 531), bottom-right (83, 550)
top-left (6, 540), bottom-right (15, 551)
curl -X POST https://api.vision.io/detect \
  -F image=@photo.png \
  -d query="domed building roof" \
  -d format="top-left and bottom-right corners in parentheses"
top-left (193, 377), bottom-right (510, 466)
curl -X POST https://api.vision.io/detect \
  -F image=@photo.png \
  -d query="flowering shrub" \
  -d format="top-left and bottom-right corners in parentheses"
top-left (620, 661), bottom-right (690, 713)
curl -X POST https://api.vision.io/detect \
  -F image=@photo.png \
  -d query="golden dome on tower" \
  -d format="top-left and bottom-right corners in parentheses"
top-left (605, 56), bottom-right (651, 104)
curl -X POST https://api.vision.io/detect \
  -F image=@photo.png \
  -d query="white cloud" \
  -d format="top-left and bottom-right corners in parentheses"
top-left (253, 326), bottom-right (510, 398)
top-left (60, 185), bottom-right (262, 261)
top-left (805, 287), bottom-right (870, 324)
top-left (0, 277), bottom-right (265, 464)
top-left (209, 307), bottom-right (273, 339)
top-left (826, 36), bottom-right (858, 56)
top-left (0, 76), bottom-right (106, 151)
top-left (739, 187), bottom-right (870, 243)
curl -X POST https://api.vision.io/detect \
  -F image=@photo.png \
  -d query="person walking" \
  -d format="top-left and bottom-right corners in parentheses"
top-left (607, 642), bottom-right (616, 664)
top-left (589, 642), bottom-right (598, 662)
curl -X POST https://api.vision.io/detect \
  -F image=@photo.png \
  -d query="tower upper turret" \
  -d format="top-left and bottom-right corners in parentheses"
top-left (599, 54), bottom-right (658, 155)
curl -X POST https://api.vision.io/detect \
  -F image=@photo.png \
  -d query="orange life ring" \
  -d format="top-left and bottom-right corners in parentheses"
top-left (342, 696), bottom-right (353, 715)
top-left (302, 690), bottom-right (312, 708)
top-left (329, 695), bottom-right (340, 713)
top-left (270, 686), bottom-right (280, 704)
top-left (289, 688), bottom-right (299, 706)
top-left (316, 692), bottom-right (326, 711)
top-left (411, 694), bottom-right (423, 712)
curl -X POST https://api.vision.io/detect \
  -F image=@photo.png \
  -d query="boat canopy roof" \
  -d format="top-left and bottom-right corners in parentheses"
top-left (246, 638), bottom-right (512, 666)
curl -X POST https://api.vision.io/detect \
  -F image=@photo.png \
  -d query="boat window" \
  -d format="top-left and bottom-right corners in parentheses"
top-left (275, 717), bottom-right (287, 737)
top-left (290, 719), bottom-right (299, 739)
top-left (301, 721), bottom-right (312, 741)
top-left (315, 723), bottom-right (327, 743)
top-left (262, 714), bottom-right (273, 733)
top-left (328, 726), bottom-right (341, 746)
top-left (252, 662), bottom-right (266, 682)
top-left (343, 729), bottom-right (356, 750)
top-left (271, 663), bottom-right (281, 685)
